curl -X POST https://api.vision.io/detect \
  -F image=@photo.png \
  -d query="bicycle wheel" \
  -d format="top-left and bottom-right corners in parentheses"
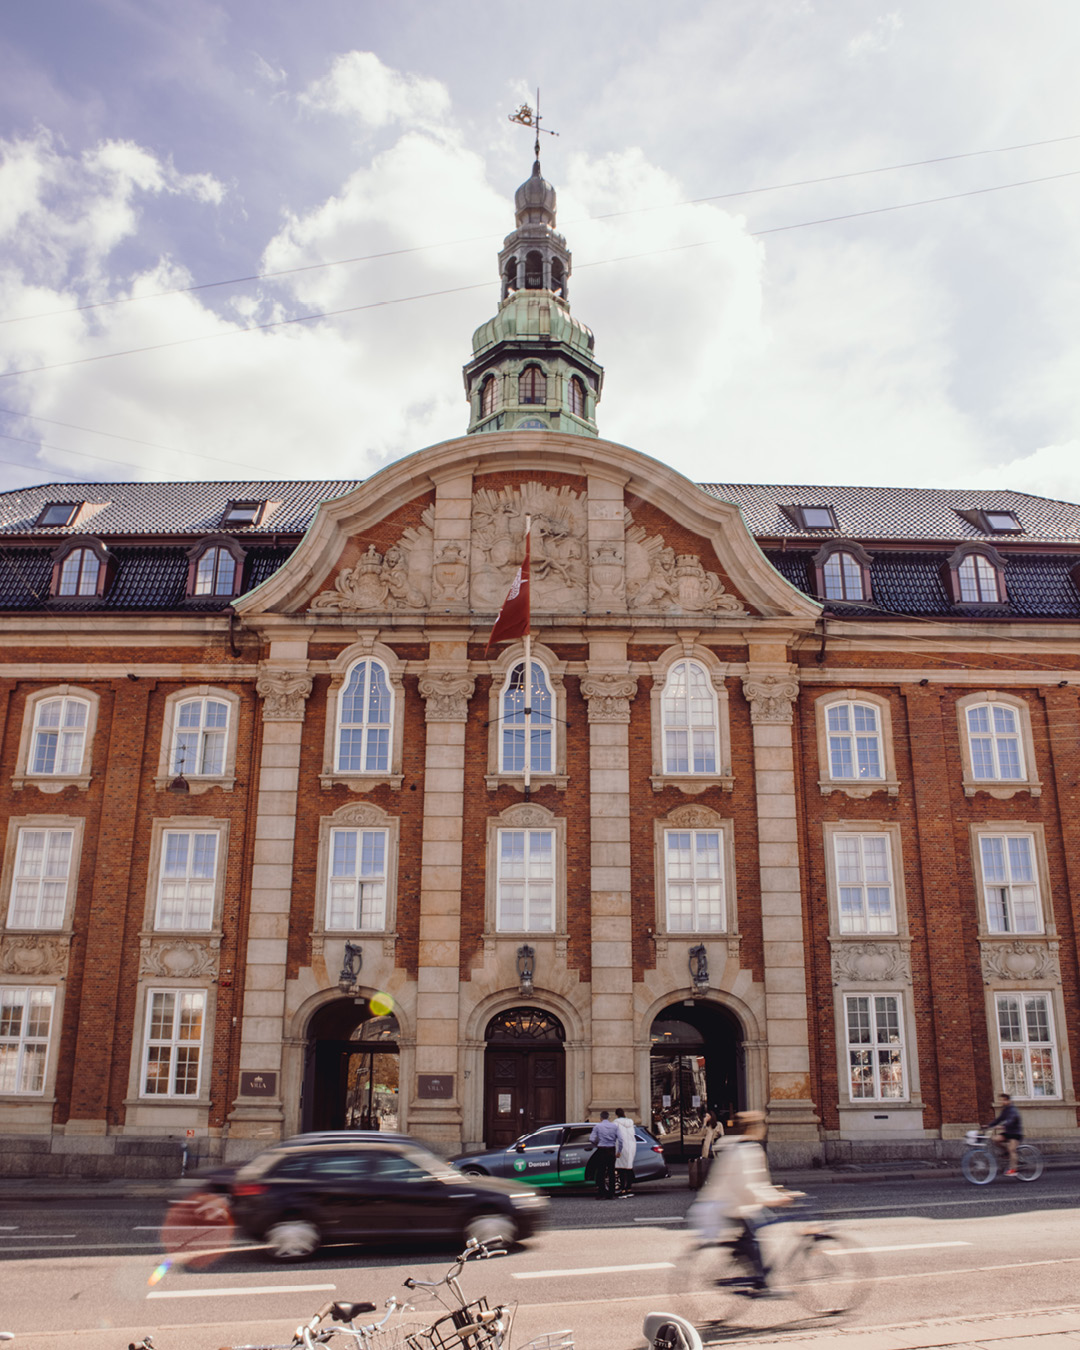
top-left (784, 1232), bottom-right (873, 1317)
top-left (961, 1147), bottom-right (996, 1185)
top-left (665, 1237), bottom-right (743, 1332)
top-left (1015, 1145), bottom-right (1043, 1181)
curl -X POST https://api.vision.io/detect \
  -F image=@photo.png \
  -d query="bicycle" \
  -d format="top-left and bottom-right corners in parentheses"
top-left (961, 1131), bottom-right (1043, 1184)
top-left (400, 1239), bottom-right (574, 1350)
top-left (127, 1297), bottom-right (423, 1350)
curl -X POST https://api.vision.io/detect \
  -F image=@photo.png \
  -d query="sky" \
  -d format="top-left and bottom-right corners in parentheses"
top-left (1, 1), bottom-right (1079, 501)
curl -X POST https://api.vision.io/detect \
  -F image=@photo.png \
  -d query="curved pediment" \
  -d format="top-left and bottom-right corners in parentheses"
top-left (233, 432), bottom-right (821, 621)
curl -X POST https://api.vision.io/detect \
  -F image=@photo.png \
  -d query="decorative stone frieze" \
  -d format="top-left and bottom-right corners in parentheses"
top-left (742, 674), bottom-right (800, 724)
top-left (311, 511), bottom-right (436, 612)
top-left (472, 483), bottom-right (587, 611)
top-left (256, 669), bottom-right (313, 722)
top-left (419, 672), bottom-right (475, 722)
top-left (0, 933), bottom-right (70, 976)
top-left (980, 938), bottom-right (1060, 984)
top-left (139, 937), bottom-right (220, 979)
top-left (589, 542), bottom-right (626, 607)
top-left (626, 524), bottom-right (745, 614)
top-left (580, 673), bottom-right (638, 723)
top-left (831, 941), bottom-right (912, 985)
top-left (431, 541), bottom-right (469, 605)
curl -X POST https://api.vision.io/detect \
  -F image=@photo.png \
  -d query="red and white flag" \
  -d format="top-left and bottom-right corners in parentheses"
top-left (485, 528), bottom-right (531, 653)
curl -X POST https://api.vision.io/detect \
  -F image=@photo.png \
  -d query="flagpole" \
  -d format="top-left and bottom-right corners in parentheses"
top-left (523, 514), bottom-right (532, 801)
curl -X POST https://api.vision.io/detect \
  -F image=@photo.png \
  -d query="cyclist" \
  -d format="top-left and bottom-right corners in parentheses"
top-left (688, 1110), bottom-right (798, 1295)
top-left (985, 1093), bottom-right (1023, 1176)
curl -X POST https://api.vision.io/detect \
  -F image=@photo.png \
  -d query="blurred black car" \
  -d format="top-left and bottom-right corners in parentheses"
top-left (173, 1131), bottom-right (548, 1260)
top-left (452, 1122), bottom-right (670, 1189)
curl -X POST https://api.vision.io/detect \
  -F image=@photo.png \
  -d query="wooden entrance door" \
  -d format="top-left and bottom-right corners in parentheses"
top-left (483, 1047), bottom-right (565, 1148)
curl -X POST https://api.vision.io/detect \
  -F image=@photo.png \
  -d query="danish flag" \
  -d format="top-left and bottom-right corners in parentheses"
top-left (485, 528), bottom-right (531, 653)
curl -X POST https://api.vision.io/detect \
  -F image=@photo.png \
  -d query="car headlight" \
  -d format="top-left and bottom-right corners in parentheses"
top-left (509, 1191), bottom-right (548, 1207)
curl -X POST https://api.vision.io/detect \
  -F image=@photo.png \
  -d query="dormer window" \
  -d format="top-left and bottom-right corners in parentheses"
top-left (984, 511), bottom-right (1021, 532)
top-left (782, 504), bottom-right (839, 531)
top-left (956, 508), bottom-right (1023, 535)
top-left (959, 554), bottom-right (1000, 601)
top-left (36, 503), bottom-right (81, 528)
top-left (812, 541), bottom-right (872, 603)
top-left (944, 544), bottom-right (1007, 606)
top-left (187, 537), bottom-right (244, 599)
top-left (221, 500), bottom-right (264, 527)
top-left (49, 538), bottom-right (110, 599)
top-left (519, 366), bottom-right (546, 405)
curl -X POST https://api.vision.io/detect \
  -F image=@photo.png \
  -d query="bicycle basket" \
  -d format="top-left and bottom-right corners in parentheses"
top-left (405, 1299), bottom-right (509, 1350)
top-left (516, 1334), bottom-right (574, 1350)
top-left (356, 1322), bottom-right (433, 1350)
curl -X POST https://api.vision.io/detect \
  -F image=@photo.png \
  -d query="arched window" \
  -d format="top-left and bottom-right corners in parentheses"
top-left (825, 701), bottom-right (883, 780)
top-left (481, 375), bottom-right (498, 417)
top-left (661, 660), bottom-right (719, 774)
top-left (503, 256), bottom-right (518, 297)
top-left (171, 697), bottom-right (229, 776)
top-left (193, 546), bottom-right (237, 596)
top-left (519, 366), bottom-right (546, 405)
top-left (31, 695), bottom-right (90, 776)
top-left (965, 701), bottom-right (1024, 781)
top-left (568, 376), bottom-right (585, 418)
top-left (57, 548), bottom-right (100, 597)
top-left (823, 551), bottom-right (864, 600)
top-left (336, 660), bottom-right (392, 773)
top-left (500, 660), bottom-right (553, 773)
top-left (958, 553), bottom-right (1002, 602)
top-left (551, 258), bottom-right (566, 297)
top-left (524, 250), bottom-right (543, 288)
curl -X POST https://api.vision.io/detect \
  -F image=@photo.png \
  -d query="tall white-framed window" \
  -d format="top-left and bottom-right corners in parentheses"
top-left (844, 993), bottom-right (906, 1100)
top-left (995, 992), bottom-right (1059, 1099)
top-left (6, 828), bottom-right (73, 929)
top-left (966, 703), bottom-right (1023, 781)
top-left (0, 986), bottom-right (55, 1095)
top-left (664, 829), bottom-right (725, 932)
top-left (336, 659), bottom-right (392, 773)
top-left (834, 833), bottom-right (896, 934)
top-left (154, 830), bottom-right (219, 930)
top-left (978, 833), bottom-right (1042, 933)
top-left (499, 660), bottom-right (553, 774)
top-left (327, 827), bottom-right (388, 931)
top-left (141, 989), bottom-right (206, 1097)
top-left (826, 702), bottom-right (882, 781)
top-left (496, 828), bottom-right (555, 932)
top-left (31, 696), bottom-right (89, 776)
top-left (661, 659), bottom-right (719, 775)
top-left (172, 697), bottom-right (229, 776)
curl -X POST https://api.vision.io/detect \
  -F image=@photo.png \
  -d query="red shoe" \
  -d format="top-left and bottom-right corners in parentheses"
top-left (1005, 1168), bottom-right (1017, 1176)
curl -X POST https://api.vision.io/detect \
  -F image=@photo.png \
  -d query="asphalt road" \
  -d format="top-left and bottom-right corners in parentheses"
top-left (2, 1173), bottom-right (1080, 1348)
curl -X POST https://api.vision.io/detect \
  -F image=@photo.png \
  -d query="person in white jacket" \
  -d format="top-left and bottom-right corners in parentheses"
top-left (688, 1111), bottom-right (798, 1293)
top-left (614, 1107), bottom-right (638, 1198)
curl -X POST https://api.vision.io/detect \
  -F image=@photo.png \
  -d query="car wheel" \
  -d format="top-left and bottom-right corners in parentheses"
top-left (459, 1166), bottom-right (487, 1177)
top-left (464, 1212), bottom-right (518, 1246)
top-left (265, 1218), bottom-right (320, 1262)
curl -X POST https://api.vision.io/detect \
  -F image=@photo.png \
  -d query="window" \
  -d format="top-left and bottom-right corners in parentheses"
top-left (823, 551), bottom-right (863, 600)
top-left (496, 827), bottom-right (555, 932)
top-left (845, 994), bottom-right (906, 1100)
top-left (327, 828), bottom-right (388, 930)
top-left (481, 375), bottom-right (498, 417)
top-left (958, 553), bottom-right (1001, 602)
top-left (31, 696), bottom-right (88, 776)
top-left (221, 500), bottom-right (264, 527)
top-left (519, 366), bottom-right (546, 405)
top-left (336, 660), bottom-right (392, 773)
top-left (6, 828), bottom-right (72, 929)
top-left (193, 546), bottom-right (237, 596)
top-left (984, 511), bottom-right (1021, 532)
top-left (979, 833), bottom-right (1041, 933)
top-left (57, 548), bottom-right (100, 596)
top-left (524, 251), bottom-right (543, 288)
top-left (834, 833), bottom-right (896, 934)
top-left (568, 376), bottom-right (585, 418)
top-left (661, 660), bottom-right (719, 774)
top-left (500, 661), bottom-right (553, 774)
top-left (154, 831), bottom-right (219, 930)
top-left (664, 829), bottom-right (725, 932)
top-left (36, 503), bottom-right (80, 527)
top-left (826, 702), bottom-right (882, 781)
top-left (782, 504), bottom-right (838, 530)
top-left (995, 993), bottom-right (1058, 1098)
top-left (171, 697), bottom-right (229, 776)
top-left (966, 703), bottom-right (1024, 781)
top-left (0, 987), bottom-right (55, 1094)
top-left (142, 989), bottom-right (205, 1097)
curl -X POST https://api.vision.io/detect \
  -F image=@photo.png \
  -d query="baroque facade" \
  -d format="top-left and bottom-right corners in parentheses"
top-left (2, 160), bottom-right (1080, 1174)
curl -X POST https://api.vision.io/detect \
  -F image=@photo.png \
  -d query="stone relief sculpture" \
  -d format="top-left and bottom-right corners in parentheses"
top-left (742, 674), bottom-right (800, 724)
top-left (0, 934), bottom-right (70, 976)
top-left (831, 942), bottom-right (912, 985)
top-left (419, 671), bottom-right (476, 722)
top-left (580, 673), bottom-right (638, 722)
top-left (140, 938), bottom-right (220, 979)
top-left (257, 669), bottom-right (313, 721)
top-left (311, 509), bottom-right (436, 612)
top-left (981, 939), bottom-right (1060, 984)
top-left (625, 523), bottom-right (745, 614)
top-left (471, 484), bottom-right (587, 611)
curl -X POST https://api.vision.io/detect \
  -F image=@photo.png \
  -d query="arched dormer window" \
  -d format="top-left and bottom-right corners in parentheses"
top-left (812, 540), bottom-right (871, 602)
top-left (568, 376), bottom-right (586, 419)
top-left (661, 659), bottom-right (719, 775)
top-left (336, 659), bottom-right (393, 774)
top-left (499, 660), bottom-right (553, 774)
top-left (944, 544), bottom-right (1006, 606)
top-left (50, 537), bottom-right (110, 599)
top-left (519, 365), bottom-right (546, 405)
top-left (187, 537), bottom-right (245, 599)
top-left (524, 250), bottom-right (543, 289)
top-left (481, 375), bottom-right (499, 418)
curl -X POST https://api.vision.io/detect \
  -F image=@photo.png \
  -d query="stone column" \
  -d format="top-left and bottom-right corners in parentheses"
top-left (413, 645), bottom-right (474, 1149)
top-left (226, 658), bottom-right (311, 1153)
top-left (582, 638), bottom-right (638, 1110)
top-left (741, 658), bottom-right (819, 1150)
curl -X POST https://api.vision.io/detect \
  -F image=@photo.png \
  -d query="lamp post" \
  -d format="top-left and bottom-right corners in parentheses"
top-left (516, 944), bottom-right (535, 995)
top-left (338, 941), bottom-right (363, 995)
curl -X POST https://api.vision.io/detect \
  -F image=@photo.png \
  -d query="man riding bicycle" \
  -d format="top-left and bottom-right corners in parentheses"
top-left (985, 1093), bottom-right (1023, 1176)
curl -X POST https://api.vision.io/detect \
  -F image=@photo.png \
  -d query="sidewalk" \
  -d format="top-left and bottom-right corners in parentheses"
top-left (715, 1305), bottom-right (1080, 1350)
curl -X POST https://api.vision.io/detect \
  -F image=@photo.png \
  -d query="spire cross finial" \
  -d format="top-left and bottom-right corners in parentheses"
top-left (508, 88), bottom-right (559, 163)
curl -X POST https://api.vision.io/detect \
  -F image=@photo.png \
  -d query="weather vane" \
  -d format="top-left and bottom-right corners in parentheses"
top-left (508, 89), bottom-right (559, 161)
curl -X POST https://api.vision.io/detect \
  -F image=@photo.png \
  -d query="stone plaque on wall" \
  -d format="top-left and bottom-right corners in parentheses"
top-left (417, 1074), bottom-right (454, 1099)
top-left (239, 1071), bottom-right (278, 1097)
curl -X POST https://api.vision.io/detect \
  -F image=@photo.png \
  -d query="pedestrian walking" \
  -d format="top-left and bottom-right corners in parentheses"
top-left (590, 1110), bottom-right (620, 1199)
top-left (614, 1107), bottom-right (637, 1197)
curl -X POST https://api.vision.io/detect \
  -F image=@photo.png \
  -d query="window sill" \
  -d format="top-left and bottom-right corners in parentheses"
top-left (818, 778), bottom-right (900, 799)
top-left (12, 774), bottom-right (92, 794)
top-left (320, 772), bottom-right (404, 792)
top-left (963, 778), bottom-right (1042, 799)
top-left (650, 774), bottom-right (734, 795)
top-left (153, 774), bottom-right (235, 795)
top-left (485, 773), bottom-right (569, 792)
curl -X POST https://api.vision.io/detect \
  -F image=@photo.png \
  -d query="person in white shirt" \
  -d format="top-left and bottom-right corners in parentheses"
top-left (688, 1110), bottom-right (798, 1293)
top-left (614, 1107), bottom-right (638, 1198)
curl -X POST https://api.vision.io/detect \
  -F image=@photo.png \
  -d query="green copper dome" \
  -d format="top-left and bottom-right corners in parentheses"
top-left (470, 291), bottom-right (596, 359)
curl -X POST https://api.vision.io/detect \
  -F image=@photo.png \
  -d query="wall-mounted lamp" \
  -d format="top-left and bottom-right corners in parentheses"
top-left (337, 941), bottom-right (363, 995)
top-left (918, 678), bottom-right (930, 687)
top-left (516, 944), bottom-right (535, 995)
top-left (688, 943), bottom-right (709, 994)
top-left (1058, 680), bottom-right (1069, 689)
top-left (168, 750), bottom-right (190, 794)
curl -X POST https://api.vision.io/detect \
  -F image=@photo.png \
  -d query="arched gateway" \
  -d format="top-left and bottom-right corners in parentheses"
top-left (649, 1001), bottom-right (744, 1159)
top-left (301, 999), bottom-right (400, 1132)
top-left (483, 1007), bottom-right (566, 1148)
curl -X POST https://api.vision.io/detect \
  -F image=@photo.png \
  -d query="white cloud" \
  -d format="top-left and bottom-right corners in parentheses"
top-left (847, 12), bottom-right (903, 58)
top-left (299, 51), bottom-right (451, 133)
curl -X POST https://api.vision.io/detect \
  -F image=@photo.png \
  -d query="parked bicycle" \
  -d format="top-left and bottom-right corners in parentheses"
top-left (127, 1297), bottom-right (422, 1350)
top-left (961, 1130), bottom-right (1043, 1184)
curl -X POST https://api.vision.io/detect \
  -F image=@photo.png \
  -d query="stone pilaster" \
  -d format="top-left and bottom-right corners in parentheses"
top-left (582, 636), bottom-right (638, 1109)
top-left (413, 641), bottom-right (474, 1149)
top-left (741, 659), bottom-right (820, 1147)
top-left (227, 655), bottom-right (311, 1148)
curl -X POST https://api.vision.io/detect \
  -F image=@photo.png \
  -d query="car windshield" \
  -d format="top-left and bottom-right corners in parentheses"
top-left (235, 1150), bottom-right (284, 1182)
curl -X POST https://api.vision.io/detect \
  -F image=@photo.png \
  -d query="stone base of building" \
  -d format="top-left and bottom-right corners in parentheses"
top-left (0, 1131), bottom-right (220, 1179)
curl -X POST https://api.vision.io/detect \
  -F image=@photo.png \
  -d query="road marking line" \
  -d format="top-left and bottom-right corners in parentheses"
top-left (513, 1262), bottom-right (675, 1280)
top-left (0, 1233), bottom-right (77, 1239)
top-left (875, 1255), bottom-right (1080, 1283)
top-left (829, 1193), bottom-right (1080, 1214)
top-left (633, 1216), bottom-right (685, 1223)
top-left (857, 1241), bottom-right (972, 1253)
top-left (148, 1283), bottom-right (336, 1300)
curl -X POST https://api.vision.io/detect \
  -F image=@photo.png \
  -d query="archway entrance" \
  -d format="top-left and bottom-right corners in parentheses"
top-left (649, 1001), bottom-right (743, 1160)
top-left (302, 998), bottom-right (400, 1133)
top-left (483, 1007), bottom-right (566, 1148)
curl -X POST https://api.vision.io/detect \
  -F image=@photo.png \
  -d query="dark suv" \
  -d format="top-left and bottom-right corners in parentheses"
top-left (176, 1132), bottom-right (549, 1261)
